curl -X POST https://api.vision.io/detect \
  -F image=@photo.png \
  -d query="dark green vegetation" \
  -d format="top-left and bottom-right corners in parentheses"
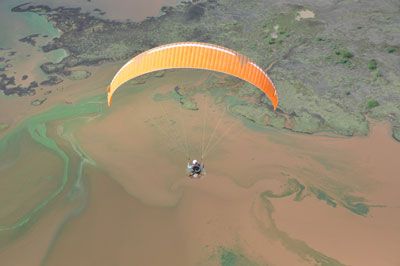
top-left (334, 49), bottom-right (354, 65)
top-left (8, 0), bottom-right (400, 141)
top-left (309, 186), bottom-right (337, 207)
top-left (40, 75), bottom-right (63, 86)
top-left (18, 33), bottom-right (40, 46)
top-left (341, 195), bottom-right (370, 216)
top-left (368, 59), bottom-right (378, 70)
top-left (31, 97), bottom-right (47, 106)
top-left (0, 72), bottom-right (38, 96)
top-left (367, 99), bottom-right (380, 109)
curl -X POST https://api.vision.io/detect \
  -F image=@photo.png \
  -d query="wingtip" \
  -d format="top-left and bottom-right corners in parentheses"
top-left (107, 90), bottom-right (112, 107)
top-left (273, 98), bottom-right (278, 111)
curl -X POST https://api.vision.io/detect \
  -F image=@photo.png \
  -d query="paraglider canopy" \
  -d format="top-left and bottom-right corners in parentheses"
top-left (107, 42), bottom-right (279, 110)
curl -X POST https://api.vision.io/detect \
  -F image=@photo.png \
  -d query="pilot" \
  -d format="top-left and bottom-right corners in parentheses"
top-left (187, 159), bottom-right (204, 178)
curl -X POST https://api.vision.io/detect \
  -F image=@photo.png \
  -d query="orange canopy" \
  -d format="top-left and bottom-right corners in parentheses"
top-left (107, 42), bottom-right (278, 109)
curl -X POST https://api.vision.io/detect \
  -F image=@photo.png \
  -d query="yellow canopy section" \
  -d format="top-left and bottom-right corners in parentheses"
top-left (107, 42), bottom-right (278, 109)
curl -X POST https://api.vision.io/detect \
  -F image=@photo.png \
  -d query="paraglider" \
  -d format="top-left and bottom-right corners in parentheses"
top-left (107, 42), bottom-right (279, 177)
top-left (107, 42), bottom-right (278, 109)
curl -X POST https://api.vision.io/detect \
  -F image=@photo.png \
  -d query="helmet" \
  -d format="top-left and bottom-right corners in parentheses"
top-left (192, 160), bottom-right (198, 164)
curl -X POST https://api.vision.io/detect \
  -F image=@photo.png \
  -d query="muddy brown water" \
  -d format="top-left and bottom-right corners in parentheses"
top-left (0, 70), bottom-right (399, 265)
top-left (47, 77), bottom-right (400, 265)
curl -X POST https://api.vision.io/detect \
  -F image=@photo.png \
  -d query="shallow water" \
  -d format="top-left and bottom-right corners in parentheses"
top-left (0, 0), bottom-right (59, 48)
top-left (35, 0), bottom-right (181, 21)
top-left (0, 0), bottom-right (67, 86)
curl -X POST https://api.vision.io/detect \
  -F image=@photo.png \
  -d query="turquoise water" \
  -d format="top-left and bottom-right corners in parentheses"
top-left (0, 0), bottom-right (59, 48)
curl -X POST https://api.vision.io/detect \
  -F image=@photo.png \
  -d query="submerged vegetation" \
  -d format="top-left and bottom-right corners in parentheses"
top-left (262, 178), bottom-right (305, 201)
top-left (309, 187), bottom-right (337, 207)
top-left (218, 248), bottom-right (259, 266)
top-left (262, 178), bottom-right (372, 216)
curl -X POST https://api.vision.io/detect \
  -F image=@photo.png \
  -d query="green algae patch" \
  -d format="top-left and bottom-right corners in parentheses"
top-left (210, 247), bottom-right (260, 266)
top-left (230, 104), bottom-right (267, 126)
top-left (46, 48), bottom-right (68, 64)
top-left (262, 178), bottom-right (305, 201)
top-left (153, 90), bottom-right (179, 102)
top-left (308, 185), bottom-right (372, 216)
top-left (207, 245), bottom-right (262, 265)
top-left (217, 248), bottom-right (259, 266)
top-left (153, 86), bottom-right (199, 110)
top-left (174, 86), bottom-right (200, 111)
top-left (341, 195), bottom-right (369, 216)
top-left (0, 93), bottom-right (105, 238)
top-left (64, 70), bottom-right (91, 80)
top-left (393, 126), bottom-right (400, 141)
top-left (292, 111), bottom-right (322, 134)
top-left (31, 97), bottom-right (47, 106)
top-left (310, 186), bottom-right (337, 207)
top-left (227, 98), bottom-right (285, 130)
